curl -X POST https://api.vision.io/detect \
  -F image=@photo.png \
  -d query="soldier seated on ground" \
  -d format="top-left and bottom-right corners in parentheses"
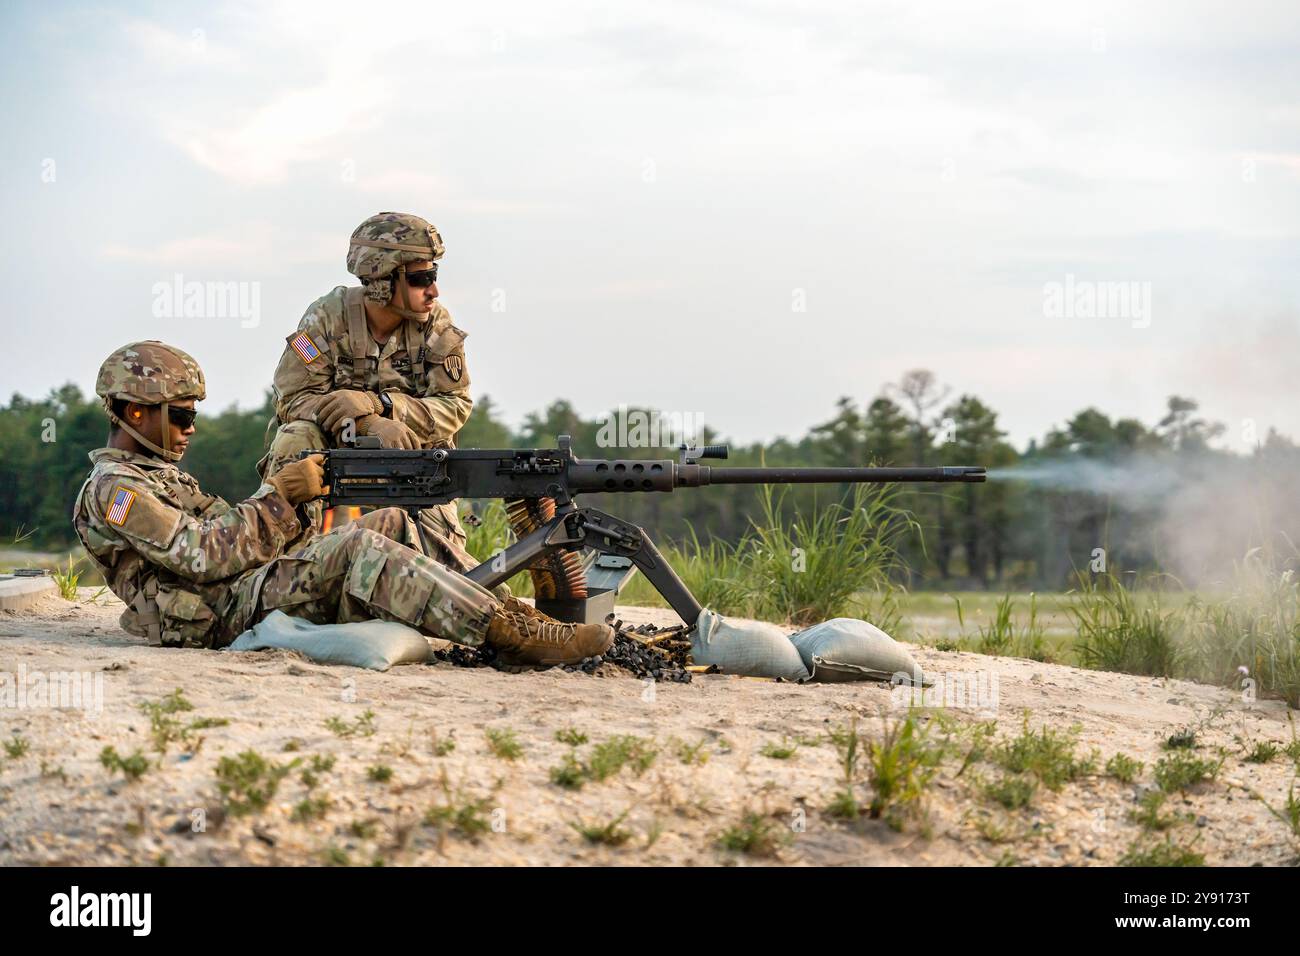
top-left (72, 341), bottom-right (613, 667)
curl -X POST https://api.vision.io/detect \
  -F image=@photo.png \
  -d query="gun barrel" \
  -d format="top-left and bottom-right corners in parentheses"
top-left (696, 465), bottom-right (986, 485)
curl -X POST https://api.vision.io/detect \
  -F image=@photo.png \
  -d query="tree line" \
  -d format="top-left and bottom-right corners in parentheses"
top-left (4, 371), bottom-right (1296, 589)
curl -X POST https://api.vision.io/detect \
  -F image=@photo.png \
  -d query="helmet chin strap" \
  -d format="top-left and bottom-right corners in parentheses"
top-left (104, 398), bottom-right (184, 462)
top-left (386, 265), bottom-right (432, 323)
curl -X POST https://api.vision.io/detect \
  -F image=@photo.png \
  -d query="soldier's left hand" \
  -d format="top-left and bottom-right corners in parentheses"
top-left (317, 390), bottom-right (382, 434)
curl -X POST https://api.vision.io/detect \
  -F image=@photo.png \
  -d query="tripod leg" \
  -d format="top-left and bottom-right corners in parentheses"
top-left (463, 507), bottom-right (704, 628)
top-left (574, 509), bottom-right (703, 628)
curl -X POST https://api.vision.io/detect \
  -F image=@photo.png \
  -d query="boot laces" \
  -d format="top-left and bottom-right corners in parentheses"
top-left (506, 610), bottom-right (572, 646)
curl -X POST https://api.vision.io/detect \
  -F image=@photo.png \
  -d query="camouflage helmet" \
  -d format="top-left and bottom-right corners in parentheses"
top-left (347, 211), bottom-right (444, 283)
top-left (96, 341), bottom-right (205, 462)
top-left (96, 341), bottom-right (206, 404)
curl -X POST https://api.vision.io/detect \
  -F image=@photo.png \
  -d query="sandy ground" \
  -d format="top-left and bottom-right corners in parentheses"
top-left (1, 588), bottom-right (1297, 867)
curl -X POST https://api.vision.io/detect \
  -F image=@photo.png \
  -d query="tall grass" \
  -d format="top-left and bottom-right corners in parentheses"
top-left (51, 555), bottom-right (82, 601)
top-left (1067, 572), bottom-right (1182, 677)
top-left (661, 525), bottom-right (755, 614)
top-left (745, 484), bottom-right (914, 629)
top-left (975, 593), bottom-right (1048, 661)
top-left (623, 483), bottom-right (915, 628)
top-left (1182, 549), bottom-right (1300, 706)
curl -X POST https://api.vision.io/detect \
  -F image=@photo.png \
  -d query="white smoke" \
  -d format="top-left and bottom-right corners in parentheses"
top-left (990, 451), bottom-right (1297, 586)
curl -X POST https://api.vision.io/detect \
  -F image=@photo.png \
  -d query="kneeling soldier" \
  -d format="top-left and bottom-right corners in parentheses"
top-left (73, 341), bottom-right (613, 666)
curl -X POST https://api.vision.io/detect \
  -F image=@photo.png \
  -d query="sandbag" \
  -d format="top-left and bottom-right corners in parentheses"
top-left (227, 610), bottom-right (434, 671)
top-left (689, 608), bottom-right (810, 682)
top-left (788, 617), bottom-right (921, 684)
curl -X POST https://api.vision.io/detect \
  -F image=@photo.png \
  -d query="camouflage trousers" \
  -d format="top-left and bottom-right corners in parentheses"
top-left (260, 419), bottom-right (466, 546)
top-left (221, 508), bottom-right (498, 648)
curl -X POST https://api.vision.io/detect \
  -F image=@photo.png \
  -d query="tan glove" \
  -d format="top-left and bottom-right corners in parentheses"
top-left (266, 453), bottom-right (328, 505)
top-left (358, 415), bottom-right (421, 449)
top-left (316, 390), bottom-right (382, 434)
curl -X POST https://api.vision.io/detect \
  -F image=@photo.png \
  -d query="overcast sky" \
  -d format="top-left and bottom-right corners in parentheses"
top-left (3, 0), bottom-right (1298, 452)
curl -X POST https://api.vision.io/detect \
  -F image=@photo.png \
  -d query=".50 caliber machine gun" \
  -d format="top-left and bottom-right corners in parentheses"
top-left (308, 436), bottom-right (985, 627)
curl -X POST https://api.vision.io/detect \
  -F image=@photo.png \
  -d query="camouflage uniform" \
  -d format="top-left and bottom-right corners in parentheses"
top-left (76, 342), bottom-right (498, 650)
top-left (263, 213), bottom-right (471, 544)
top-left (73, 448), bottom-right (497, 649)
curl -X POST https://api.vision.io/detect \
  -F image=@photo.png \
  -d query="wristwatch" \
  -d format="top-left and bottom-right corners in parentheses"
top-left (378, 391), bottom-right (394, 418)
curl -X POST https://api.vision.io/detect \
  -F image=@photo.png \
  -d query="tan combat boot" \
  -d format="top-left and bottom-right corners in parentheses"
top-left (485, 604), bottom-right (614, 667)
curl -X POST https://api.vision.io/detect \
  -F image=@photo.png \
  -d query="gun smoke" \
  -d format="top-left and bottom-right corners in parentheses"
top-left (988, 451), bottom-right (1298, 586)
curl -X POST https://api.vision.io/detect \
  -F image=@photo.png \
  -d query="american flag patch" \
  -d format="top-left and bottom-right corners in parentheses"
top-left (291, 332), bottom-right (321, 364)
top-left (106, 486), bottom-right (137, 526)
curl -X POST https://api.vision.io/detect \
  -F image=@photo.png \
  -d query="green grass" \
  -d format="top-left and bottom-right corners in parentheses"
top-left (1257, 779), bottom-right (1300, 839)
top-left (50, 554), bottom-right (86, 598)
top-left (1182, 550), bottom-right (1300, 706)
top-left (322, 845), bottom-right (351, 866)
top-left (548, 753), bottom-right (587, 790)
top-left (51, 554), bottom-right (82, 600)
top-left (973, 593), bottom-right (1049, 661)
top-left (1244, 741), bottom-right (1282, 764)
top-left (292, 796), bottom-right (331, 822)
top-left (674, 737), bottom-right (711, 766)
top-left (350, 819), bottom-right (380, 839)
top-left (139, 689), bottom-right (226, 755)
top-left (484, 727), bottom-right (524, 761)
top-left (586, 735), bottom-right (657, 781)
top-left (619, 484), bottom-right (913, 629)
top-left (99, 745), bottom-right (149, 781)
top-left (1119, 834), bottom-right (1205, 867)
top-left (983, 774), bottom-right (1037, 810)
top-left (1105, 752), bottom-right (1144, 783)
top-left (866, 713), bottom-right (943, 829)
top-left (901, 554), bottom-right (1300, 708)
top-left (1068, 573), bottom-right (1181, 677)
top-left (1128, 791), bottom-right (1189, 831)
top-left (760, 737), bottom-right (799, 760)
top-left (554, 727), bottom-right (588, 747)
top-left (4, 734), bottom-right (31, 760)
top-left (424, 771), bottom-right (494, 840)
top-left (621, 526), bottom-right (755, 616)
top-left (324, 710), bottom-right (377, 739)
top-left (745, 484), bottom-right (913, 629)
top-left (992, 716), bottom-right (1097, 791)
top-left (570, 810), bottom-right (633, 847)
top-left (1154, 750), bottom-right (1223, 793)
top-left (717, 811), bottom-right (790, 857)
top-left (547, 735), bottom-right (658, 789)
top-left (301, 753), bottom-right (336, 789)
top-left (214, 750), bottom-right (296, 816)
top-left (826, 719), bottom-right (863, 819)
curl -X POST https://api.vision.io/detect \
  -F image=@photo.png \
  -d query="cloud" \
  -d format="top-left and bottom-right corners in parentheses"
top-left (120, 20), bottom-right (244, 71)
top-left (160, 72), bottom-right (391, 185)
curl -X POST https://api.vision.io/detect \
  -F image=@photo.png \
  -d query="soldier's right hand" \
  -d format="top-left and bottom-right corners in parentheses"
top-left (266, 453), bottom-right (329, 504)
top-left (359, 415), bottom-right (421, 450)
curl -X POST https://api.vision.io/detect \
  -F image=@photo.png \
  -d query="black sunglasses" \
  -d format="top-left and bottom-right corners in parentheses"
top-left (167, 406), bottom-right (198, 429)
top-left (404, 265), bottom-right (438, 287)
